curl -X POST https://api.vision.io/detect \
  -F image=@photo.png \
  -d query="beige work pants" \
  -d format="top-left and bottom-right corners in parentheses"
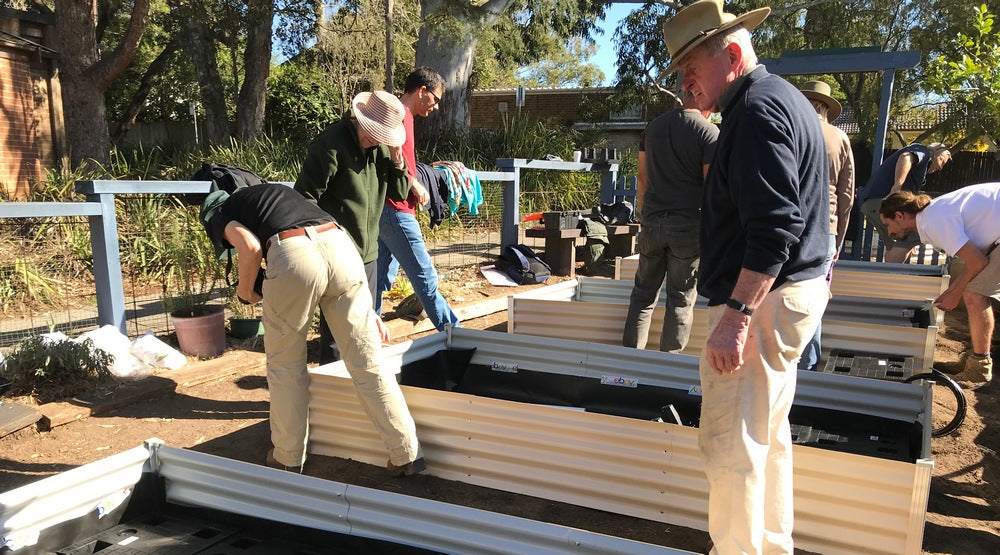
top-left (263, 226), bottom-right (421, 468)
top-left (699, 276), bottom-right (827, 555)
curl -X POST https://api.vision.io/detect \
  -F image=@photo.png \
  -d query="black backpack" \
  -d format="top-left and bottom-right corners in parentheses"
top-left (495, 244), bottom-right (551, 285)
top-left (185, 163), bottom-right (267, 205)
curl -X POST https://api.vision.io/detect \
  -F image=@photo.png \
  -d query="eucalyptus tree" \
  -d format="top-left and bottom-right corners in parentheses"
top-left (52, 0), bottom-right (151, 166)
top-left (414, 0), bottom-right (607, 132)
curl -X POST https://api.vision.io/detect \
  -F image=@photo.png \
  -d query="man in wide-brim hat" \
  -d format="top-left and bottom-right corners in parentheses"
top-left (796, 80), bottom-right (854, 373)
top-left (295, 89), bottom-right (412, 362)
top-left (662, 2), bottom-right (832, 553)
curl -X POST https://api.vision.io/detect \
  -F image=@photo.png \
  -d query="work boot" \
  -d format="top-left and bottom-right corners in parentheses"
top-left (387, 457), bottom-right (426, 477)
top-left (266, 448), bottom-right (303, 473)
top-left (954, 354), bottom-right (992, 390)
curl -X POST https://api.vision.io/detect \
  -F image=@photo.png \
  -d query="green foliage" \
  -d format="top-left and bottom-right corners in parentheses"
top-left (925, 4), bottom-right (1000, 145)
top-left (1, 336), bottom-right (114, 403)
top-left (159, 200), bottom-right (223, 318)
top-left (514, 37), bottom-right (605, 88)
top-left (266, 61), bottom-right (341, 144)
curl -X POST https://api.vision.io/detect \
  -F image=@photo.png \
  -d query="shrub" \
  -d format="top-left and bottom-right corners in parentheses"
top-left (1, 336), bottom-right (114, 403)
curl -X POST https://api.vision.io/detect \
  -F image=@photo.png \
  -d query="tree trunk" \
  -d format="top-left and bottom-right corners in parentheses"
top-left (179, 11), bottom-right (229, 144)
top-left (55, 0), bottom-right (150, 167)
top-left (113, 38), bottom-right (179, 142)
top-left (235, 0), bottom-right (273, 140)
top-left (414, 0), bottom-right (512, 134)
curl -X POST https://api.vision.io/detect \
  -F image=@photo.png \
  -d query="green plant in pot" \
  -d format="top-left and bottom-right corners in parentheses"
top-left (227, 286), bottom-right (263, 339)
top-left (161, 207), bottom-right (226, 358)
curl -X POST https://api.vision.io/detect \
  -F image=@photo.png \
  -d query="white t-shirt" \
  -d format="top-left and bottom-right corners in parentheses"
top-left (916, 183), bottom-right (1000, 256)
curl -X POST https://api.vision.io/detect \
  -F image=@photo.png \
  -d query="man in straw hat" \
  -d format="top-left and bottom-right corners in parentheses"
top-left (797, 80), bottom-right (855, 371)
top-left (296, 90), bottom-right (412, 362)
top-left (856, 141), bottom-right (951, 263)
top-left (662, 1), bottom-right (831, 552)
top-left (199, 183), bottom-right (425, 476)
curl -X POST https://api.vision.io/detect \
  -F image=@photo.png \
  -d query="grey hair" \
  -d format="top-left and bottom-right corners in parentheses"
top-left (700, 25), bottom-right (759, 67)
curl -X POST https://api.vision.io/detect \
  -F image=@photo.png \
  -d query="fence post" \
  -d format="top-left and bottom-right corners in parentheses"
top-left (78, 181), bottom-right (127, 335)
top-left (598, 163), bottom-right (619, 205)
top-left (496, 159), bottom-right (521, 249)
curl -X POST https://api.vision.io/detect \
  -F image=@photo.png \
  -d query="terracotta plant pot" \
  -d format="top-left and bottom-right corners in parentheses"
top-left (171, 305), bottom-right (226, 358)
top-left (229, 317), bottom-right (264, 339)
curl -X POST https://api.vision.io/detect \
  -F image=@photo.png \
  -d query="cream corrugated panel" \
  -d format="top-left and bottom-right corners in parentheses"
top-left (306, 329), bottom-right (931, 555)
top-left (307, 374), bottom-right (930, 555)
top-left (615, 255), bottom-right (948, 301)
top-left (576, 277), bottom-right (938, 328)
top-left (509, 295), bottom-right (936, 370)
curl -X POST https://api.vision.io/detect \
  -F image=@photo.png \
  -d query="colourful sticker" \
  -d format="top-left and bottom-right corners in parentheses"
top-left (490, 361), bottom-right (518, 373)
top-left (600, 375), bottom-right (638, 388)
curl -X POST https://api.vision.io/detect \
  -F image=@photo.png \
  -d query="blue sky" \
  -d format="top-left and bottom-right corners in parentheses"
top-left (586, 3), bottom-right (634, 86)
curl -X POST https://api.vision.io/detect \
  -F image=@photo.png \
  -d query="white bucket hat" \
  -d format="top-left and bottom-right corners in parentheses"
top-left (351, 90), bottom-right (407, 147)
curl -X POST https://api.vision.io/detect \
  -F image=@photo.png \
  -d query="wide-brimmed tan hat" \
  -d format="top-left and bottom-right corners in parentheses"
top-left (799, 80), bottom-right (842, 121)
top-left (351, 90), bottom-right (406, 147)
top-left (663, 0), bottom-right (770, 72)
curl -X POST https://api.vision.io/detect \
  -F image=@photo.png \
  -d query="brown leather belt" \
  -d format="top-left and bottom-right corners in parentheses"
top-left (275, 221), bottom-right (339, 241)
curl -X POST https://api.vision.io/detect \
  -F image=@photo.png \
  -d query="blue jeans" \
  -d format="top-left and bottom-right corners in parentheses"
top-left (798, 234), bottom-right (837, 371)
top-left (375, 205), bottom-right (460, 331)
top-left (622, 214), bottom-right (700, 352)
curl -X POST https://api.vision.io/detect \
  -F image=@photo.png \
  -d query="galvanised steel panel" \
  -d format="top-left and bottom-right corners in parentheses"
top-left (615, 255), bottom-right (949, 301)
top-left (574, 277), bottom-right (937, 328)
top-left (0, 445), bottom-right (150, 551)
top-left (154, 443), bottom-right (354, 534)
top-left (2, 441), bottom-right (680, 555)
top-left (307, 357), bottom-right (930, 555)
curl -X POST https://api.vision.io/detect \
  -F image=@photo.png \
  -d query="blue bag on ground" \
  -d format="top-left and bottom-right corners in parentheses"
top-left (496, 244), bottom-right (551, 285)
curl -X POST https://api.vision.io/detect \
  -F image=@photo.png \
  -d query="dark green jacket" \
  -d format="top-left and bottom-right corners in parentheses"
top-left (294, 112), bottom-right (409, 263)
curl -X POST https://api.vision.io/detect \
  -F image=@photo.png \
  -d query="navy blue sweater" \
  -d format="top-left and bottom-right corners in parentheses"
top-left (698, 67), bottom-right (830, 305)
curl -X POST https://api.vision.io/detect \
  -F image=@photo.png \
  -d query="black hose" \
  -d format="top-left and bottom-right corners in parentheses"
top-left (904, 369), bottom-right (967, 437)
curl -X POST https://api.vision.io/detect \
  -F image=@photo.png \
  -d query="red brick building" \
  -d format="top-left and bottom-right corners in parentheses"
top-left (0, 7), bottom-right (64, 200)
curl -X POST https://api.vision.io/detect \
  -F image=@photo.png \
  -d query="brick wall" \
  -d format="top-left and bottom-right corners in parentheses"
top-left (470, 88), bottom-right (606, 129)
top-left (0, 48), bottom-right (43, 200)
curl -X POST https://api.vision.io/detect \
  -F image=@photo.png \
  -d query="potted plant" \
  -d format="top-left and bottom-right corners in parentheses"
top-left (161, 209), bottom-right (226, 358)
top-left (227, 286), bottom-right (263, 338)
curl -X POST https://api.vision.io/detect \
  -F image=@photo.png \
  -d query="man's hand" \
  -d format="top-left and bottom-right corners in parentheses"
top-left (410, 180), bottom-right (430, 206)
top-left (375, 315), bottom-right (391, 343)
top-left (387, 145), bottom-right (405, 168)
top-left (237, 285), bottom-right (262, 305)
top-left (934, 287), bottom-right (962, 311)
top-left (706, 309), bottom-right (751, 373)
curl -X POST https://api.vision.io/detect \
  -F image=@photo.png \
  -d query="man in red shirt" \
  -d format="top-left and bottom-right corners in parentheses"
top-left (375, 67), bottom-right (460, 330)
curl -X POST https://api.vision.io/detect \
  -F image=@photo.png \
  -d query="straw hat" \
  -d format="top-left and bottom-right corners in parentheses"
top-left (799, 80), bottom-right (842, 121)
top-left (351, 90), bottom-right (406, 147)
top-left (662, 0), bottom-right (770, 72)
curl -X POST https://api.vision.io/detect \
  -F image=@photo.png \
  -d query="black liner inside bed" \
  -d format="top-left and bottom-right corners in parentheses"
top-left (399, 348), bottom-right (923, 463)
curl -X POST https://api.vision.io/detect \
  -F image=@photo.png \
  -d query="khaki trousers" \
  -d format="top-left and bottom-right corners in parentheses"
top-left (263, 226), bottom-right (421, 468)
top-left (699, 276), bottom-right (827, 555)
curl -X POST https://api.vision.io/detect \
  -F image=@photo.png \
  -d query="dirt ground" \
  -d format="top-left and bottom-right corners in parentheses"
top-left (1, 268), bottom-right (998, 554)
